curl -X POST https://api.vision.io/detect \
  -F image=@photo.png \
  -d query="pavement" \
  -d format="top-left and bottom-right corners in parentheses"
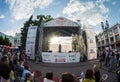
top-left (29, 59), bottom-right (118, 82)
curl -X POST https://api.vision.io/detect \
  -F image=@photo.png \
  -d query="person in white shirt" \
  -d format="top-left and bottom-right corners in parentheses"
top-left (44, 71), bottom-right (54, 82)
top-left (26, 50), bottom-right (31, 62)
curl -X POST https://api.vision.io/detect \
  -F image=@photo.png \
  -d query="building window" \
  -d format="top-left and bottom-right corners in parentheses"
top-left (110, 37), bottom-right (114, 43)
top-left (106, 39), bottom-right (109, 45)
top-left (98, 42), bottom-right (100, 46)
top-left (115, 34), bottom-right (119, 40)
top-left (102, 40), bottom-right (104, 45)
top-left (114, 27), bottom-right (118, 34)
top-left (17, 40), bottom-right (19, 44)
top-left (105, 34), bottom-right (108, 38)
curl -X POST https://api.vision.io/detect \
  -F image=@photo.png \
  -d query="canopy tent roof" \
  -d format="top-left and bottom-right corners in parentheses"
top-left (44, 17), bottom-right (79, 27)
top-left (43, 17), bottom-right (80, 36)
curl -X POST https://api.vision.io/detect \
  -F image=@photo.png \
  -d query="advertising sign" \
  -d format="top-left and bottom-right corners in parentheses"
top-left (85, 27), bottom-right (97, 60)
top-left (42, 52), bottom-right (80, 63)
top-left (26, 26), bottom-right (37, 59)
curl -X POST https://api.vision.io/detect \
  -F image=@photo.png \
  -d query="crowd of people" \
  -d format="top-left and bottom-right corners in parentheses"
top-left (98, 48), bottom-right (120, 72)
top-left (0, 47), bottom-right (119, 82)
top-left (43, 64), bottom-right (101, 82)
top-left (42, 63), bottom-right (112, 82)
top-left (0, 47), bottom-right (102, 82)
top-left (0, 47), bottom-right (35, 82)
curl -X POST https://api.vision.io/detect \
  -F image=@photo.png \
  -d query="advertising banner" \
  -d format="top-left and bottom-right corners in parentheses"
top-left (42, 52), bottom-right (80, 63)
top-left (85, 27), bottom-right (97, 60)
top-left (26, 26), bottom-right (37, 60)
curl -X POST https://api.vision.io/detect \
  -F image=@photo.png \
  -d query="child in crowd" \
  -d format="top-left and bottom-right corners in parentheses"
top-left (93, 64), bottom-right (101, 82)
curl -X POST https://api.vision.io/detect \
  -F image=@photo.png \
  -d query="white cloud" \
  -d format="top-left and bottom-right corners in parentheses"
top-left (112, 1), bottom-right (116, 5)
top-left (63, 0), bottom-right (109, 26)
top-left (0, 14), bottom-right (5, 19)
top-left (3, 26), bottom-right (21, 36)
top-left (5, 0), bottom-right (53, 20)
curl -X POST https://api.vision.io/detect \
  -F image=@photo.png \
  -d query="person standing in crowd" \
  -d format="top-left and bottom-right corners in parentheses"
top-left (61, 72), bottom-right (74, 82)
top-left (0, 63), bottom-right (11, 82)
top-left (93, 64), bottom-right (101, 82)
top-left (44, 71), bottom-right (54, 82)
top-left (26, 50), bottom-right (31, 63)
top-left (82, 69), bottom-right (95, 82)
top-left (22, 64), bottom-right (31, 80)
top-left (108, 49), bottom-right (115, 72)
top-left (104, 49), bottom-right (110, 66)
top-left (20, 52), bottom-right (26, 64)
top-left (114, 48), bottom-right (119, 67)
top-left (0, 50), bottom-right (2, 61)
top-left (99, 50), bottom-right (104, 68)
top-left (14, 60), bottom-right (24, 81)
top-left (16, 50), bottom-right (20, 61)
top-left (1, 55), bottom-right (9, 65)
top-left (25, 73), bottom-right (34, 82)
top-left (0, 56), bottom-right (12, 82)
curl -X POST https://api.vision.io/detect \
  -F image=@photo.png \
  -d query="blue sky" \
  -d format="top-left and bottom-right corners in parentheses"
top-left (0, 0), bottom-right (120, 36)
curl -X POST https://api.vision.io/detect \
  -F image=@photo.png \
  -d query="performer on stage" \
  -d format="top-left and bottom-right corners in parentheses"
top-left (58, 44), bottom-right (62, 52)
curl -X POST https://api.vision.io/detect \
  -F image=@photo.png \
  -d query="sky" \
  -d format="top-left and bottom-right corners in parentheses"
top-left (0, 0), bottom-right (120, 36)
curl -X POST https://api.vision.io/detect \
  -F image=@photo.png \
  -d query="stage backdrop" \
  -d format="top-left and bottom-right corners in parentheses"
top-left (26, 26), bottom-right (37, 60)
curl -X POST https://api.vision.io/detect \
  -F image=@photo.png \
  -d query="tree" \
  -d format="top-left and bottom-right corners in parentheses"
top-left (0, 36), bottom-right (11, 46)
top-left (0, 36), bottom-right (3, 45)
top-left (20, 15), bottom-right (53, 50)
top-left (20, 15), bottom-right (34, 50)
top-left (4, 36), bottom-right (10, 45)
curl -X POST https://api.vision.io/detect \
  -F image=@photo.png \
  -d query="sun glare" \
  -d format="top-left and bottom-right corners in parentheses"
top-left (50, 37), bottom-right (60, 44)
top-left (50, 36), bottom-right (72, 44)
top-left (49, 36), bottom-right (72, 52)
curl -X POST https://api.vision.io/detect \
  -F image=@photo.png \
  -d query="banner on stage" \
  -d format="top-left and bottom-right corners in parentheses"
top-left (42, 52), bottom-right (80, 63)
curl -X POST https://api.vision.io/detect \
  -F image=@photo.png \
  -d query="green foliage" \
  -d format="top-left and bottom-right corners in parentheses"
top-left (0, 36), bottom-right (11, 46)
top-left (20, 15), bottom-right (53, 50)
top-left (20, 15), bottom-right (34, 50)
top-left (82, 31), bottom-right (87, 49)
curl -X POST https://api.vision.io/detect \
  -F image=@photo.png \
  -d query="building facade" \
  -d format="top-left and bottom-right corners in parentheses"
top-left (14, 33), bottom-right (21, 47)
top-left (96, 23), bottom-right (120, 50)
